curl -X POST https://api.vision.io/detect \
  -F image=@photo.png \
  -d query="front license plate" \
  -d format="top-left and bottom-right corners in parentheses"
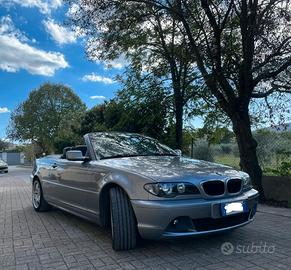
top-left (221, 201), bottom-right (247, 216)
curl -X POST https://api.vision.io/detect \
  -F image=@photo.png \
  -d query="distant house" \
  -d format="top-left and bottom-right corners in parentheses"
top-left (0, 152), bottom-right (25, 165)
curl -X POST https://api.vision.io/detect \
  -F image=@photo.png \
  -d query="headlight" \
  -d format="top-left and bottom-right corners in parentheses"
top-left (144, 182), bottom-right (199, 198)
top-left (241, 173), bottom-right (252, 189)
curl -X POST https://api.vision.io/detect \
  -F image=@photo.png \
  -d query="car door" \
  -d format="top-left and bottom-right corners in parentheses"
top-left (40, 157), bottom-right (63, 203)
top-left (55, 159), bottom-right (106, 218)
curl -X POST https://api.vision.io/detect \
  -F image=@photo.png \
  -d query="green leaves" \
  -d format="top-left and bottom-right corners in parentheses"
top-left (77, 69), bottom-right (169, 142)
top-left (7, 83), bottom-right (86, 154)
top-left (0, 140), bottom-right (9, 151)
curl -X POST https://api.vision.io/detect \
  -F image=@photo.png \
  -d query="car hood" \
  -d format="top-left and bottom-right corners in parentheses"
top-left (97, 155), bottom-right (245, 182)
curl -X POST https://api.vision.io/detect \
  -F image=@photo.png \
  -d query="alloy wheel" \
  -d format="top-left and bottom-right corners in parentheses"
top-left (32, 181), bottom-right (41, 209)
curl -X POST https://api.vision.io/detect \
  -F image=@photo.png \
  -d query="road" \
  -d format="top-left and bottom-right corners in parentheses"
top-left (0, 167), bottom-right (291, 270)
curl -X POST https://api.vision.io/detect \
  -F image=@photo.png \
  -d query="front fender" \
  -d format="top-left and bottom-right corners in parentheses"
top-left (98, 171), bottom-right (150, 200)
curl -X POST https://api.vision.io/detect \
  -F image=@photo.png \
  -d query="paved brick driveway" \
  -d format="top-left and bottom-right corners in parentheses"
top-left (0, 167), bottom-right (291, 270)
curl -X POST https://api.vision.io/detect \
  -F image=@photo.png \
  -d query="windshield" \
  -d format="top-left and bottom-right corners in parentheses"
top-left (89, 133), bottom-right (178, 159)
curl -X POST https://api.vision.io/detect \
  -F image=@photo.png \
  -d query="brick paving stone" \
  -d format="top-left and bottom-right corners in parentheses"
top-left (0, 167), bottom-right (291, 270)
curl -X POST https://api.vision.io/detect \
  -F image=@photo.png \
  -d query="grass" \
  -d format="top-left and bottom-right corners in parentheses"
top-left (214, 155), bottom-right (240, 169)
top-left (214, 154), bottom-right (291, 177)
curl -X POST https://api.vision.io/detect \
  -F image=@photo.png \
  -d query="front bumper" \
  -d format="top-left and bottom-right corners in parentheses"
top-left (0, 166), bottom-right (8, 173)
top-left (131, 188), bottom-right (259, 240)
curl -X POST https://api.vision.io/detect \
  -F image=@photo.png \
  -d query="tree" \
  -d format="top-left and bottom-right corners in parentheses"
top-left (196, 127), bottom-right (235, 145)
top-left (67, 0), bottom-right (291, 196)
top-left (78, 83), bottom-right (169, 141)
top-left (0, 140), bottom-right (9, 151)
top-left (116, 70), bottom-right (169, 139)
top-left (159, 0), bottom-right (291, 198)
top-left (80, 0), bottom-right (291, 197)
top-left (7, 83), bottom-right (86, 154)
top-left (68, 0), bottom-right (204, 149)
top-left (78, 104), bottom-right (106, 136)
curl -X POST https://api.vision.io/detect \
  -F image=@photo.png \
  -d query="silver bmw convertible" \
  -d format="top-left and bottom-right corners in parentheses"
top-left (31, 132), bottom-right (259, 250)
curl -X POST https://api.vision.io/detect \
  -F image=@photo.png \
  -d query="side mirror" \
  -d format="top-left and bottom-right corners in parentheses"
top-left (175, 149), bottom-right (182, 156)
top-left (66, 150), bottom-right (88, 161)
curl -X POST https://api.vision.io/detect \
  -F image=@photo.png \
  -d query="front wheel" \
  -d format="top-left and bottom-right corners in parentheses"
top-left (32, 179), bottom-right (51, 212)
top-left (110, 186), bottom-right (137, 251)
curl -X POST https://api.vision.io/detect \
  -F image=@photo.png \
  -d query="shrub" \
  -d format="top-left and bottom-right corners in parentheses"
top-left (265, 161), bottom-right (291, 176)
top-left (232, 143), bottom-right (240, 157)
top-left (192, 141), bottom-right (214, 162)
top-left (255, 130), bottom-right (291, 169)
top-left (220, 144), bottom-right (232, 154)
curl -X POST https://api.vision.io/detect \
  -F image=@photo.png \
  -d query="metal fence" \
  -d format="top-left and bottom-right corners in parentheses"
top-left (188, 131), bottom-right (291, 174)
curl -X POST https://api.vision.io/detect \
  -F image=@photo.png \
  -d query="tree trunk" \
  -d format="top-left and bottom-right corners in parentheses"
top-left (174, 98), bottom-right (183, 150)
top-left (231, 111), bottom-right (265, 200)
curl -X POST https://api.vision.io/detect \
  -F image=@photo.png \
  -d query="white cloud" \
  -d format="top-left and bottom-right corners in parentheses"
top-left (43, 19), bottom-right (77, 45)
top-left (90, 95), bottom-right (106, 100)
top-left (103, 55), bottom-right (127, 70)
top-left (0, 0), bottom-right (62, 14)
top-left (0, 16), bottom-right (69, 76)
top-left (66, 3), bottom-right (79, 18)
top-left (104, 62), bottom-right (122, 70)
top-left (74, 37), bottom-right (126, 70)
top-left (0, 107), bottom-right (10, 113)
top-left (82, 73), bottom-right (115, 84)
top-left (0, 16), bottom-right (27, 41)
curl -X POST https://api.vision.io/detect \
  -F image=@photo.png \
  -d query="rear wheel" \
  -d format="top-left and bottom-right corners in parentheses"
top-left (32, 179), bottom-right (51, 212)
top-left (109, 186), bottom-right (137, 251)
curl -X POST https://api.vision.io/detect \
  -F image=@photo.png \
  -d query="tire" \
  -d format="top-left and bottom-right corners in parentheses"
top-left (109, 186), bottom-right (137, 251)
top-left (32, 179), bottom-right (51, 212)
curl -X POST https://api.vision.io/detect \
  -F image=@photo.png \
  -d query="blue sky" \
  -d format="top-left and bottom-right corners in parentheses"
top-left (0, 0), bottom-right (123, 139)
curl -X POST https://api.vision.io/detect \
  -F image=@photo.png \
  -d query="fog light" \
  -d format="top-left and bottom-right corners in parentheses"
top-left (165, 216), bottom-right (194, 232)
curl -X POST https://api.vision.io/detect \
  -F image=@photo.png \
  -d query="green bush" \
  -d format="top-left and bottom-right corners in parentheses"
top-left (255, 130), bottom-right (291, 169)
top-left (192, 141), bottom-right (214, 162)
top-left (254, 130), bottom-right (291, 176)
top-left (220, 144), bottom-right (232, 154)
top-left (232, 143), bottom-right (240, 157)
top-left (265, 161), bottom-right (291, 176)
